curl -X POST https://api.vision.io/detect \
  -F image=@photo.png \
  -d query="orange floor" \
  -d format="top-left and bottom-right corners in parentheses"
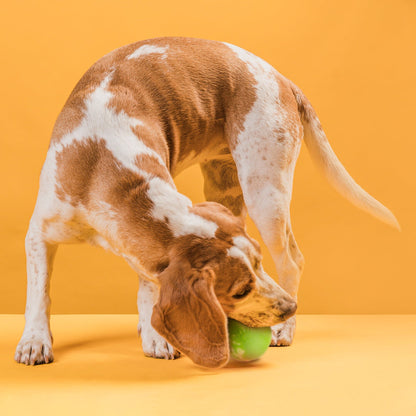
top-left (1, 315), bottom-right (415, 415)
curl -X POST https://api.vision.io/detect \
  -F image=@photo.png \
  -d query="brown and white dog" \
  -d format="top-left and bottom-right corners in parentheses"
top-left (15, 37), bottom-right (399, 368)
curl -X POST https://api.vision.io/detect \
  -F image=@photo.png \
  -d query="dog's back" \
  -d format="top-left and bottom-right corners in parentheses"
top-left (50, 37), bottom-right (270, 175)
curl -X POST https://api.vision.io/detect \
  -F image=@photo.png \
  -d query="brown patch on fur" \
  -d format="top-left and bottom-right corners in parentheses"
top-left (151, 257), bottom-right (229, 368)
top-left (289, 80), bottom-right (320, 129)
top-left (277, 75), bottom-right (304, 138)
top-left (213, 254), bottom-right (256, 313)
top-left (219, 195), bottom-right (245, 217)
top-left (190, 202), bottom-right (245, 241)
top-left (200, 158), bottom-right (245, 216)
top-left (55, 138), bottom-right (103, 206)
top-left (201, 158), bottom-right (239, 191)
top-left (222, 53), bottom-right (257, 151)
top-left (51, 37), bottom-right (261, 174)
top-left (51, 101), bottom-right (86, 144)
top-left (164, 233), bottom-right (256, 314)
top-left (134, 154), bottom-right (173, 185)
top-left (117, 39), bottom-right (233, 170)
top-left (246, 234), bottom-right (261, 254)
top-left (188, 201), bottom-right (262, 278)
top-left (130, 123), bottom-right (170, 167)
top-left (50, 41), bottom-right (147, 144)
top-left (55, 138), bottom-right (173, 270)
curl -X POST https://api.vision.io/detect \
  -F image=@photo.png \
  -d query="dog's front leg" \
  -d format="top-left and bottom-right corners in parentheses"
top-left (15, 224), bottom-right (57, 365)
top-left (137, 276), bottom-right (181, 360)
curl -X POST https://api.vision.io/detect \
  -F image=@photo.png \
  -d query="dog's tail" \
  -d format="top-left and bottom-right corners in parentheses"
top-left (290, 82), bottom-right (400, 230)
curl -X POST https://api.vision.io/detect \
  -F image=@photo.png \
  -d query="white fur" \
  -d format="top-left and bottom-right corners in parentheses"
top-left (55, 72), bottom-right (216, 240)
top-left (15, 227), bottom-right (55, 364)
top-left (271, 316), bottom-right (296, 346)
top-left (223, 44), bottom-right (290, 234)
top-left (227, 242), bottom-right (278, 300)
top-left (137, 277), bottom-right (179, 359)
top-left (147, 177), bottom-right (218, 238)
top-left (227, 238), bottom-right (295, 327)
top-left (54, 72), bottom-right (164, 173)
top-left (224, 42), bottom-right (303, 267)
top-left (86, 201), bottom-right (121, 252)
top-left (224, 42), bottom-right (303, 342)
top-left (32, 71), bottom-right (164, 245)
top-left (223, 42), bottom-right (297, 204)
top-left (40, 71), bottom-right (217, 243)
top-left (232, 236), bottom-right (259, 262)
top-left (227, 245), bottom-right (252, 268)
top-left (127, 44), bottom-right (169, 60)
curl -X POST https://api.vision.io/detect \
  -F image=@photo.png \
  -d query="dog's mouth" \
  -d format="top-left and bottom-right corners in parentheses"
top-left (228, 302), bottom-right (297, 328)
top-left (227, 313), bottom-right (280, 328)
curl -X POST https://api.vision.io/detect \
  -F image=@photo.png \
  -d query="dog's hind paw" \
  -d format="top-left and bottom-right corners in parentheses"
top-left (270, 316), bottom-right (296, 346)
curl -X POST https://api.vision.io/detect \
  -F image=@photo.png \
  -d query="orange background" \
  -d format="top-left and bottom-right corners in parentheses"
top-left (0, 0), bottom-right (414, 314)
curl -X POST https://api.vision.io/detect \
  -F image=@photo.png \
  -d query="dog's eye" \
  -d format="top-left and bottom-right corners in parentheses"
top-left (232, 285), bottom-right (252, 300)
top-left (253, 258), bottom-right (260, 270)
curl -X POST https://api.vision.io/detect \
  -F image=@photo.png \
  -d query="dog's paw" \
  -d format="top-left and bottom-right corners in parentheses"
top-left (15, 331), bottom-right (54, 365)
top-left (139, 325), bottom-right (181, 360)
top-left (270, 316), bottom-right (296, 346)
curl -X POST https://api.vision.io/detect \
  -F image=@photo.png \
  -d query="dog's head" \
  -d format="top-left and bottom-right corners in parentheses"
top-left (151, 202), bottom-right (296, 368)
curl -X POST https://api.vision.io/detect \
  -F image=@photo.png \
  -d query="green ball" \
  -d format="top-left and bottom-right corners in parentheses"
top-left (228, 318), bottom-right (272, 361)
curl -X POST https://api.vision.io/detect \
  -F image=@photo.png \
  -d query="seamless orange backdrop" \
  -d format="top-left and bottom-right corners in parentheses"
top-left (0, 0), bottom-right (414, 313)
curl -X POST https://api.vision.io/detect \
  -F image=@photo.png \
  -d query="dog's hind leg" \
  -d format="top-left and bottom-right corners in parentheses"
top-left (200, 157), bottom-right (246, 219)
top-left (225, 75), bottom-right (305, 346)
top-left (230, 130), bottom-right (304, 344)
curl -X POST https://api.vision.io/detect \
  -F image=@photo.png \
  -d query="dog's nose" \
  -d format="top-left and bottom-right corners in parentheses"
top-left (278, 300), bottom-right (297, 321)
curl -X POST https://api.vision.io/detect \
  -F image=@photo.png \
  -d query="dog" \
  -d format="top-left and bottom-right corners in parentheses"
top-left (15, 37), bottom-right (399, 368)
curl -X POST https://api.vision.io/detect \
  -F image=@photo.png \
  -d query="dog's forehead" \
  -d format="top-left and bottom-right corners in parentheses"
top-left (234, 235), bottom-right (260, 254)
top-left (229, 235), bottom-right (260, 263)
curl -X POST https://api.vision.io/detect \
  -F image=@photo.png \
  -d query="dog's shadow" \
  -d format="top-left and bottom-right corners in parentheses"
top-left (50, 331), bottom-right (270, 383)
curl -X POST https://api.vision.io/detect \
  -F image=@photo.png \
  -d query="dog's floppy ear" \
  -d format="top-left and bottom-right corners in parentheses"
top-left (151, 258), bottom-right (229, 368)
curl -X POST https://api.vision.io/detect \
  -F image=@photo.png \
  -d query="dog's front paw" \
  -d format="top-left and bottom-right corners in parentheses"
top-left (270, 316), bottom-right (296, 346)
top-left (139, 324), bottom-right (181, 360)
top-left (15, 331), bottom-right (53, 365)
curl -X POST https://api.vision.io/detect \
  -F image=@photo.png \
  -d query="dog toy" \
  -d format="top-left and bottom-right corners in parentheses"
top-left (228, 318), bottom-right (272, 361)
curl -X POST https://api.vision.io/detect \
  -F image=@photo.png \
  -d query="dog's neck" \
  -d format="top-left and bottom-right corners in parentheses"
top-left (97, 177), bottom-right (219, 278)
